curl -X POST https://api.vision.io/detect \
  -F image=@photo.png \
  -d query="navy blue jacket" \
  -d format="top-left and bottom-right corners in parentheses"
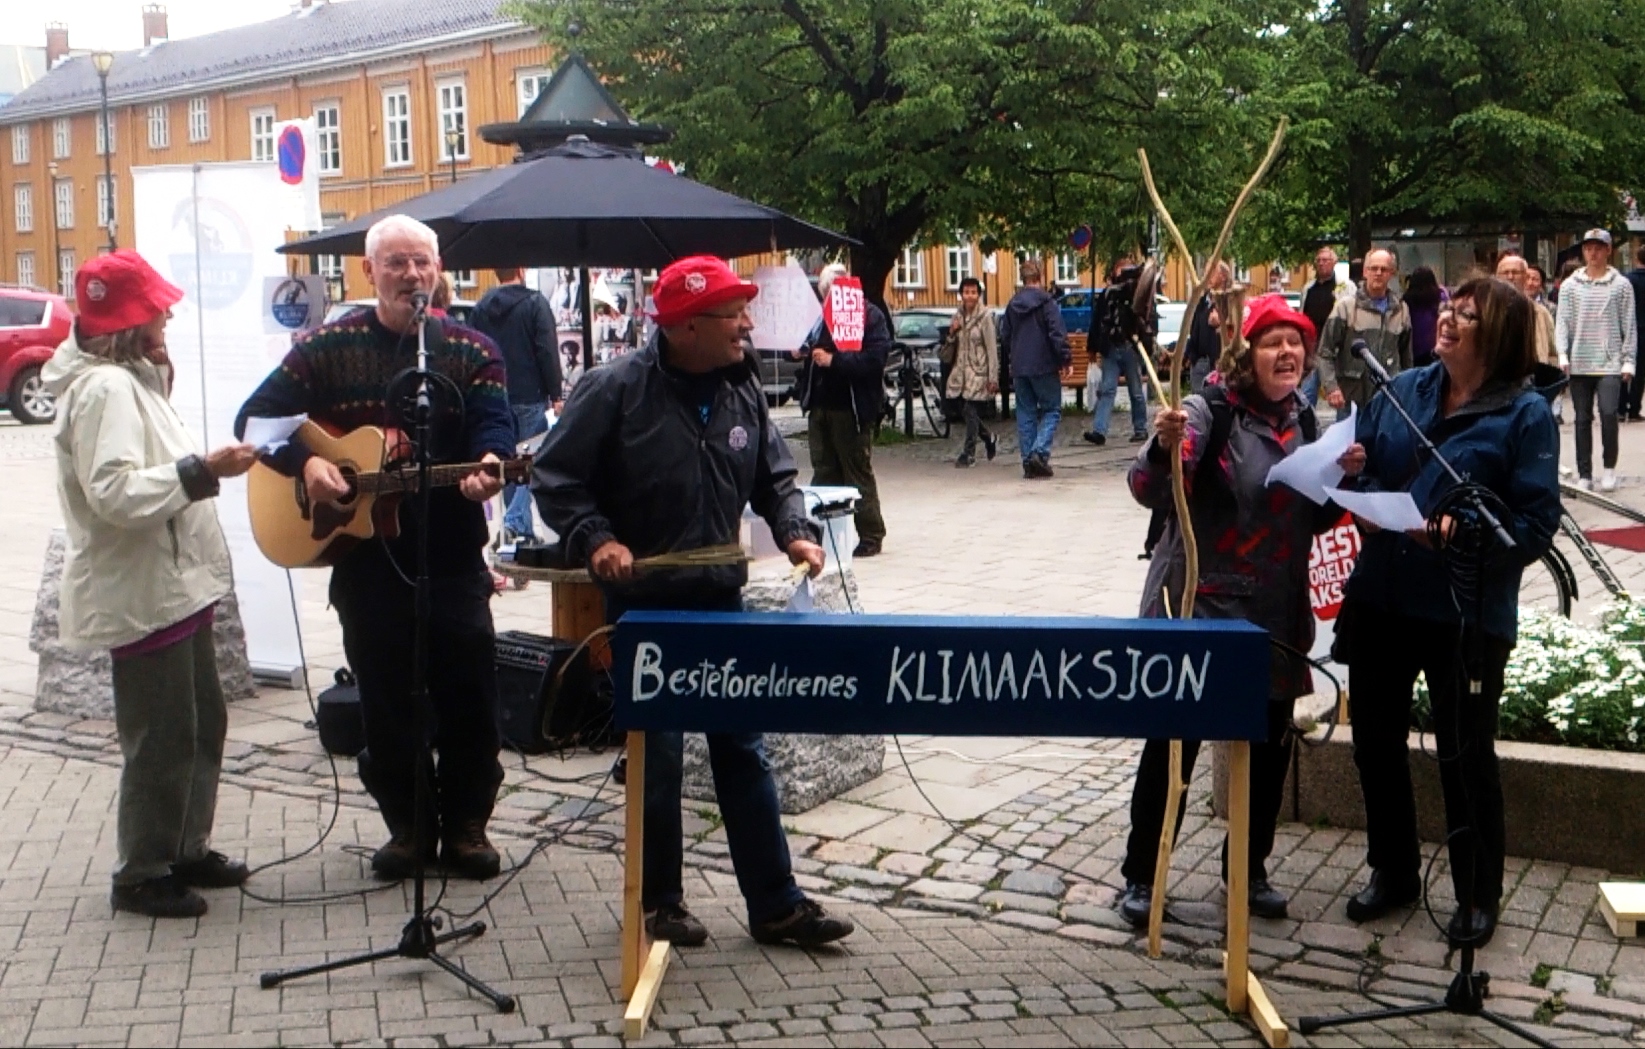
top-left (1000, 286), bottom-right (1072, 378)
top-left (1345, 361), bottom-right (1564, 642)
top-left (471, 284), bottom-right (563, 407)
top-left (795, 302), bottom-right (891, 429)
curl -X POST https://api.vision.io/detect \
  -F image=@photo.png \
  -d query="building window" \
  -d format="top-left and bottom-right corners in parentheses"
top-left (52, 118), bottom-right (70, 158)
top-left (316, 254), bottom-right (344, 303)
top-left (58, 249), bottom-right (76, 299)
top-left (16, 252), bottom-right (34, 289)
top-left (945, 244), bottom-right (974, 290)
top-left (10, 126), bottom-right (28, 165)
top-left (54, 178), bottom-right (73, 230)
top-left (147, 104), bottom-right (169, 149)
top-left (894, 248), bottom-right (925, 288)
top-left (1053, 252), bottom-right (1080, 286)
top-left (13, 184), bottom-right (31, 233)
top-left (451, 269), bottom-right (477, 290)
top-left (313, 103), bottom-right (341, 175)
top-left (250, 107), bottom-right (276, 163)
top-left (96, 112), bottom-right (115, 156)
top-left (383, 87), bottom-right (411, 167)
top-left (188, 97), bottom-right (210, 142)
top-left (516, 67), bottom-right (550, 117)
top-left (97, 175), bottom-right (115, 229)
top-left (437, 77), bottom-right (468, 162)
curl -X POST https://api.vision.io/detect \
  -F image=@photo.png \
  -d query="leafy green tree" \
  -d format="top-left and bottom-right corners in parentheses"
top-left (514, 0), bottom-right (1296, 307)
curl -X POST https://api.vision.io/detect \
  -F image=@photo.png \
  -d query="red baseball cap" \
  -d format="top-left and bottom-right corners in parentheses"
top-left (76, 250), bottom-right (186, 339)
top-left (648, 255), bottom-right (758, 327)
top-left (1242, 293), bottom-right (1316, 347)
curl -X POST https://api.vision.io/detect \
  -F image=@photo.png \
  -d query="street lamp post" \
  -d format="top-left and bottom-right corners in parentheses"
top-left (444, 128), bottom-right (460, 185)
top-left (92, 51), bottom-right (116, 251)
top-left (47, 161), bottom-right (62, 295)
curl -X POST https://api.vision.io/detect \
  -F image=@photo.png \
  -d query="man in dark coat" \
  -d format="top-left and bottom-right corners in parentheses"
top-left (793, 263), bottom-right (891, 556)
top-left (533, 255), bottom-right (854, 950)
top-left (471, 267), bottom-right (562, 540)
top-left (1001, 259), bottom-right (1072, 477)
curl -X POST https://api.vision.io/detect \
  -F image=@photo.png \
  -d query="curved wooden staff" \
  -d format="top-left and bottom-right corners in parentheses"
top-left (1134, 119), bottom-right (1287, 959)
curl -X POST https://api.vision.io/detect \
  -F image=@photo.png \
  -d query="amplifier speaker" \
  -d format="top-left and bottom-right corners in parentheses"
top-left (495, 630), bottom-right (616, 754)
top-left (315, 668), bottom-right (365, 757)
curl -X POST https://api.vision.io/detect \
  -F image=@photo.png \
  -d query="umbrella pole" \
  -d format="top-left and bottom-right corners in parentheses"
top-left (580, 267), bottom-right (595, 372)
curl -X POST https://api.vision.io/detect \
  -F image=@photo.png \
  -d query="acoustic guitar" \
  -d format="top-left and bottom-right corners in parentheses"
top-left (248, 420), bottom-right (531, 568)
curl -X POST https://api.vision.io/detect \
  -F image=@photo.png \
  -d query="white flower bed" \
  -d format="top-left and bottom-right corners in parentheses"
top-left (1414, 601), bottom-right (1645, 752)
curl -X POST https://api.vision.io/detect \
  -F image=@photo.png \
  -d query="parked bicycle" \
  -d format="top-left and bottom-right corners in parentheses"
top-left (1517, 481), bottom-right (1638, 616)
top-left (881, 344), bottom-right (951, 439)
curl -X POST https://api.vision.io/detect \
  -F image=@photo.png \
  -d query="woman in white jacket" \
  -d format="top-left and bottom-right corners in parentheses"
top-left (44, 251), bottom-right (257, 919)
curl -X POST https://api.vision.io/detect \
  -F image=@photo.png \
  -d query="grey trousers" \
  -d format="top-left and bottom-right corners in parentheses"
top-left (111, 625), bottom-right (227, 886)
top-left (1570, 374), bottom-right (1622, 478)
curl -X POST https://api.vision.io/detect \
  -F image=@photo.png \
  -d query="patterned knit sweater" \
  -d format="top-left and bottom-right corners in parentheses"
top-left (235, 308), bottom-right (514, 578)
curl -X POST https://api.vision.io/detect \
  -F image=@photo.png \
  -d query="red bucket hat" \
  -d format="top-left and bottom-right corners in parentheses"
top-left (648, 255), bottom-right (758, 327)
top-left (1241, 293), bottom-right (1316, 347)
top-left (76, 251), bottom-right (185, 339)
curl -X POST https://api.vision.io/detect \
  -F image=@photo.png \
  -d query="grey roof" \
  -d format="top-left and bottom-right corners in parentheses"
top-left (0, 0), bottom-right (524, 124)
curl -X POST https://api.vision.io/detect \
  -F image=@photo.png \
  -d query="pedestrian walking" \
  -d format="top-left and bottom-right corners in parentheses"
top-left (1001, 260), bottom-right (1073, 477)
top-left (1556, 229), bottom-right (1637, 490)
top-left (945, 277), bottom-right (999, 467)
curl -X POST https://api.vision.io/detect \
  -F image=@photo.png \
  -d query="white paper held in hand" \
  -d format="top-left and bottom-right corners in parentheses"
top-left (1330, 489), bottom-right (1428, 533)
top-left (242, 414), bottom-right (308, 454)
top-left (1265, 403), bottom-right (1356, 505)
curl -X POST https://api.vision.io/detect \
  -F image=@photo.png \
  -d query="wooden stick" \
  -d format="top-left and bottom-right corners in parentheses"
top-left (1226, 741), bottom-right (1253, 1014)
top-left (1135, 121), bottom-right (1288, 956)
top-left (623, 939), bottom-right (673, 1039)
top-left (1245, 971), bottom-right (1290, 1047)
top-left (621, 731), bottom-right (649, 1000)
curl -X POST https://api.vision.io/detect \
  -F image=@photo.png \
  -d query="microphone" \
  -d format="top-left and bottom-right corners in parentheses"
top-left (409, 290), bottom-right (430, 318)
top-left (1350, 338), bottom-right (1392, 388)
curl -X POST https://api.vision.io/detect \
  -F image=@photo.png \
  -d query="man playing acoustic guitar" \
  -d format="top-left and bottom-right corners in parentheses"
top-left (235, 215), bottom-right (514, 880)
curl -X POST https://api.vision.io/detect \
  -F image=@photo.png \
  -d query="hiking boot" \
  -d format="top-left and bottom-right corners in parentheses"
top-left (1031, 454), bottom-right (1055, 478)
top-left (955, 454), bottom-right (975, 468)
top-left (1129, 431), bottom-right (1149, 443)
top-left (750, 899), bottom-right (854, 947)
top-left (111, 875), bottom-right (208, 919)
top-left (1345, 870), bottom-right (1420, 923)
top-left (852, 539), bottom-right (882, 558)
top-left (172, 850), bottom-right (250, 888)
top-left (646, 903), bottom-right (709, 947)
top-left (1082, 431), bottom-right (1107, 446)
top-left (1118, 881), bottom-right (1152, 929)
top-left (371, 832), bottom-right (437, 881)
top-left (441, 819), bottom-right (502, 880)
top-left (983, 432), bottom-right (998, 460)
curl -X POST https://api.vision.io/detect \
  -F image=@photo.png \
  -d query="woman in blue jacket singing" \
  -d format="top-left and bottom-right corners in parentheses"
top-left (1338, 277), bottom-right (1563, 949)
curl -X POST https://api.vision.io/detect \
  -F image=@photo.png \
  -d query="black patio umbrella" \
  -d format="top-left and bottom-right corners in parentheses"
top-left (279, 139), bottom-right (851, 270)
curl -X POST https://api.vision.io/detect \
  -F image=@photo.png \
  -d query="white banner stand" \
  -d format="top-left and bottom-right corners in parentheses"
top-left (133, 162), bottom-right (306, 687)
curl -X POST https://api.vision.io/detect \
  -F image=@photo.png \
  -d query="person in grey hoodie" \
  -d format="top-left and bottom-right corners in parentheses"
top-left (1556, 228), bottom-right (1637, 491)
top-left (471, 267), bottom-right (562, 539)
top-left (1000, 259), bottom-right (1073, 477)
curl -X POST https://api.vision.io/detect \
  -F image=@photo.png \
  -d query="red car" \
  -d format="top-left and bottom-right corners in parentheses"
top-left (0, 284), bottom-right (72, 424)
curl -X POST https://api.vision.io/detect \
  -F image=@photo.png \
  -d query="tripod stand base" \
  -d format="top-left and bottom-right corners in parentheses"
top-left (1299, 969), bottom-right (1555, 1048)
top-left (259, 916), bottom-right (515, 1014)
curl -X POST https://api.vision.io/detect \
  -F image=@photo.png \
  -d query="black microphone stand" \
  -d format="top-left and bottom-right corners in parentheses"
top-left (259, 294), bottom-right (515, 1013)
top-left (1300, 358), bottom-right (1549, 1048)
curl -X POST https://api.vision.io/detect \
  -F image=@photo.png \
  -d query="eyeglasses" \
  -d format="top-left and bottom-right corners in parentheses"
top-left (379, 253), bottom-right (436, 274)
top-left (1441, 306), bottom-right (1479, 324)
top-left (699, 308), bottom-right (751, 322)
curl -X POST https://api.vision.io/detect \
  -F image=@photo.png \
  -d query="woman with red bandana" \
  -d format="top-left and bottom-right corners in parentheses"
top-left (1115, 295), bottom-right (1365, 928)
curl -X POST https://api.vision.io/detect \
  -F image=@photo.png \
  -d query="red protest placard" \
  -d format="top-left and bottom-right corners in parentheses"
top-left (823, 277), bottom-right (866, 351)
top-left (1308, 511), bottom-right (1360, 620)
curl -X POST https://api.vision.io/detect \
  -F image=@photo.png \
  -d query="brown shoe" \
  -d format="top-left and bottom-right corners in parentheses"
top-left (370, 832), bottom-right (436, 881)
top-left (441, 819), bottom-right (501, 880)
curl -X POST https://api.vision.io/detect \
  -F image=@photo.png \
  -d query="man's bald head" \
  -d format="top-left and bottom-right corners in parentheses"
top-left (1495, 254), bottom-right (1530, 292)
top-left (1363, 249), bottom-right (1396, 298)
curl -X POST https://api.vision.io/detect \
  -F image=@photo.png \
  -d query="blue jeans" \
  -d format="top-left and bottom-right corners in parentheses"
top-left (605, 592), bottom-right (803, 925)
top-left (1300, 369), bottom-right (1320, 408)
top-left (1014, 373), bottom-right (1063, 464)
top-left (1093, 344), bottom-right (1147, 437)
top-left (505, 402), bottom-right (547, 537)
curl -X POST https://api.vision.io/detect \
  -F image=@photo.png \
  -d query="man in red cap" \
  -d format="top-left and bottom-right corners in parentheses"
top-left (533, 255), bottom-right (854, 949)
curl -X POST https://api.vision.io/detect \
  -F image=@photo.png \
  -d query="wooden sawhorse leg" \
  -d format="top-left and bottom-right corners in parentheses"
top-left (621, 731), bottom-right (672, 1038)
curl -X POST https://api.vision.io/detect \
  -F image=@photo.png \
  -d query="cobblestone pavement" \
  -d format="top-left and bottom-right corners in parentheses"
top-left (2, 407), bottom-right (1645, 1046)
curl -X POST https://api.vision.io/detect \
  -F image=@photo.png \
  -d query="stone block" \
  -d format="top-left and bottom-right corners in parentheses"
top-left (30, 529), bottom-right (255, 720)
top-left (680, 566), bottom-right (884, 813)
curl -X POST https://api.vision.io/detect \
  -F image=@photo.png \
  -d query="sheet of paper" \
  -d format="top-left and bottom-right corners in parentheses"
top-left (241, 414), bottom-right (307, 454)
top-left (1331, 489), bottom-right (1428, 533)
top-left (1265, 404), bottom-right (1356, 505)
top-left (785, 576), bottom-right (815, 613)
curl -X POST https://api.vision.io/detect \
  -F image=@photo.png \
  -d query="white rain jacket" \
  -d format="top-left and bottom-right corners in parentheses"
top-left (43, 333), bottom-right (232, 650)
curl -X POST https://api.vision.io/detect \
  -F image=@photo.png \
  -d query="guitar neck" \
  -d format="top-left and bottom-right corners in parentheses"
top-left (357, 460), bottom-right (500, 495)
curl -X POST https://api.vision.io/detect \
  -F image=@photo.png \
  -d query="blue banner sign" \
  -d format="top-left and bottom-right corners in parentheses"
top-left (612, 613), bottom-right (1272, 741)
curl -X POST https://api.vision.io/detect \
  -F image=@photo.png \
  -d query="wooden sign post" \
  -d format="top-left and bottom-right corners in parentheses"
top-left (608, 612), bottom-right (1279, 1041)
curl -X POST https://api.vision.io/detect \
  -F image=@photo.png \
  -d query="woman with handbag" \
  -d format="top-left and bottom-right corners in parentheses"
top-left (946, 277), bottom-right (1000, 466)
